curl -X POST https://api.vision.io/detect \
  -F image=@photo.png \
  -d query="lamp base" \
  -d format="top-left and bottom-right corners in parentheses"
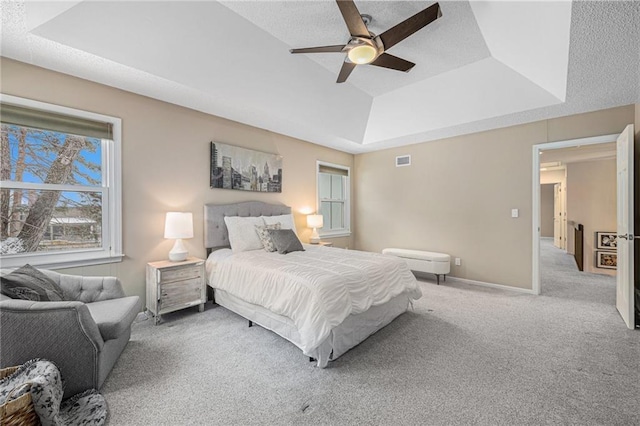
top-left (169, 238), bottom-right (188, 262)
top-left (310, 228), bottom-right (320, 244)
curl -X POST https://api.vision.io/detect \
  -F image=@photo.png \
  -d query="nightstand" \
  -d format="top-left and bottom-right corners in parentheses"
top-left (146, 257), bottom-right (206, 325)
top-left (317, 241), bottom-right (333, 247)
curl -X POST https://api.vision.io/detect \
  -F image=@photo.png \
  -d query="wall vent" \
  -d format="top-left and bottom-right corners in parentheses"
top-left (396, 155), bottom-right (411, 167)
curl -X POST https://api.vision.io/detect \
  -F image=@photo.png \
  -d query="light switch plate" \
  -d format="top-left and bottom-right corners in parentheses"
top-left (511, 208), bottom-right (519, 218)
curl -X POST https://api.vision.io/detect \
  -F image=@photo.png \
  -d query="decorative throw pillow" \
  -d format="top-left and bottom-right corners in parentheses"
top-left (267, 229), bottom-right (305, 255)
top-left (0, 264), bottom-right (64, 301)
top-left (262, 214), bottom-right (298, 236)
top-left (255, 223), bottom-right (281, 252)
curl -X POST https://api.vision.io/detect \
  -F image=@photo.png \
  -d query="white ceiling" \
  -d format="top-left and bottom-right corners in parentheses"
top-left (1, 1), bottom-right (639, 154)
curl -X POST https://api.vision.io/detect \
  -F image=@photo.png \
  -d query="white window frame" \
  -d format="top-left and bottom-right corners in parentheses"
top-left (0, 94), bottom-right (123, 269)
top-left (316, 160), bottom-right (351, 238)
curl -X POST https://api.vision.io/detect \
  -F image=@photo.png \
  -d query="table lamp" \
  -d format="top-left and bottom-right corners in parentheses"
top-left (164, 212), bottom-right (193, 261)
top-left (307, 214), bottom-right (323, 244)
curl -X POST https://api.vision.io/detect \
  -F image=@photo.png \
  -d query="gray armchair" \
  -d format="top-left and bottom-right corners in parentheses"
top-left (0, 269), bottom-right (141, 398)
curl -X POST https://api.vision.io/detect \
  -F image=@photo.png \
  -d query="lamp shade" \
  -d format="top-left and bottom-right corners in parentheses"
top-left (164, 212), bottom-right (194, 239)
top-left (307, 214), bottom-right (323, 229)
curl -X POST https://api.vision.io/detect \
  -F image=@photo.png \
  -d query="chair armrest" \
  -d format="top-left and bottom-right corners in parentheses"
top-left (0, 299), bottom-right (104, 351)
top-left (0, 300), bottom-right (105, 394)
top-left (42, 271), bottom-right (126, 302)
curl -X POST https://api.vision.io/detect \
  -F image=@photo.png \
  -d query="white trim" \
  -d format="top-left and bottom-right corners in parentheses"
top-left (316, 160), bottom-right (351, 238)
top-left (0, 94), bottom-right (123, 268)
top-left (445, 276), bottom-right (537, 295)
top-left (0, 250), bottom-right (124, 270)
top-left (531, 133), bottom-right (619, 295)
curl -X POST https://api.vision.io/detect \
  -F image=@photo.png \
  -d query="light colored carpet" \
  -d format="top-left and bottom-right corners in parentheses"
top-left (102, 244), bottom-right (639, 425)
top-left (539, 237), bottom-right (617, 305)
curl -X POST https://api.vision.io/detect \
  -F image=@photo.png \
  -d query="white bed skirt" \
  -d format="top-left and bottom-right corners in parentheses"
top-left (213, 288), bottom-right (411, 367)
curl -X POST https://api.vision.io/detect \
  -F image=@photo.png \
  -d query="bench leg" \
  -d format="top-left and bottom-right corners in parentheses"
top-left (436, 274), bottom-right (440, 285)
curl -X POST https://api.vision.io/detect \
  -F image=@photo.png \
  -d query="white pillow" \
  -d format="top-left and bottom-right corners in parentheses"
top-left (224, 216), bottom-right (265, 253)
top-left (262, 214), bottom-right (297, 236)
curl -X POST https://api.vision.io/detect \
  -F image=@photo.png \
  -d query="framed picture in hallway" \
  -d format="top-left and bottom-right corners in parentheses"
top-left (596, 232), bottom-right (617, 249)
top-left (596, 251), bottom-right (617, 269)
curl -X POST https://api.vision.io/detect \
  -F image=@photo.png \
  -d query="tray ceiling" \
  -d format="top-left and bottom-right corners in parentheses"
top-left (1, 1), bottom-right (639, 153)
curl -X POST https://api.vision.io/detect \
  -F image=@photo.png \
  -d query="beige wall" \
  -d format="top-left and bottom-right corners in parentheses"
top-left (2, 58), bottom-right (636, 295)
top-left (354, 105), bottom-right (634, 289)
top-left (540, 184), bottom-right (555, 238)
top-left (566, 160), bottom-right (617, 275)
top-left (0, 58), bottom-right (354, 303)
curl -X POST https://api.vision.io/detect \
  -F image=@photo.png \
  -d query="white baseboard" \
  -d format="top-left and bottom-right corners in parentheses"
top-left (444, 276), bottom-right (537, 295)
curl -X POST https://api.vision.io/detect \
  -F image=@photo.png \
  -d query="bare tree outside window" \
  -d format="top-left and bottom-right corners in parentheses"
top-left (0, 124), bottom-right (102, 255)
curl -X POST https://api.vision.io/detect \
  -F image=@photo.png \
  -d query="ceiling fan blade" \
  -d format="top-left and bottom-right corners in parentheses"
top-left (378, 2), bottom-right (441, 50)
top-left (290, 45), bottom-right (346, 54)
top-left (336, 0), bottom-right (370, 38)
top-left (370, 53), bottom-right (415, 72)
top-left (337, 60), bottom-right (357, 83)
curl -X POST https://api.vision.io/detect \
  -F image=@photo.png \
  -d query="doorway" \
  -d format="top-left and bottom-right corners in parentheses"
top-left (532, 128), bottom-right (636, 329)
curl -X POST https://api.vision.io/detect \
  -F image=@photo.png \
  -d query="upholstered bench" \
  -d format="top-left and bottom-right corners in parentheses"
top-left (382, 248), bottom-right (451, 285)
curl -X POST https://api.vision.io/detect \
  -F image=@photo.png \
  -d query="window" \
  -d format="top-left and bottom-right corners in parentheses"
top-left (0, 94), bottom-right (122, 269)
top-left (317, 161), bottom-right (350, 238)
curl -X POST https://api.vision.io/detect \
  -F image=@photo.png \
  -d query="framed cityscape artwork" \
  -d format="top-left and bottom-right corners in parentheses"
top-left (596, 250), bottom-right (617, 269)
top-left (210, 142), bottom-right (282, 192)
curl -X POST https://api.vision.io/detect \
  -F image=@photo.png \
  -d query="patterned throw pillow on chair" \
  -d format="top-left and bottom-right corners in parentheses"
top-left (255, 222), bottom-right (281, 252)
top-left (0, 264), bottom-right (65, 301)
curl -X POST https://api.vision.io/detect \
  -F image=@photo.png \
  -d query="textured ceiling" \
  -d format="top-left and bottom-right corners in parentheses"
top-left (220, 1), bottom-right (491, 96)
top-left (1, 1), bottom-right (639, 154)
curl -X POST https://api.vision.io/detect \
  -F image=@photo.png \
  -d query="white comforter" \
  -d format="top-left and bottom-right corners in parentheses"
top-left (207, 245), bottom-right (421, 353)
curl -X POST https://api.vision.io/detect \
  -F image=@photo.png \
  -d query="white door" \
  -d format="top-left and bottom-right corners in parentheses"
top-left (616, 124), bottom-right (635, 329)
top-left (553, 184), bottom-right (561, 248)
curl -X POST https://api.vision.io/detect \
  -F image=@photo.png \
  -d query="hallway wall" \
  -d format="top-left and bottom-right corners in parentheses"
top-left (540, 184), bottom-right (555, 238)
top-left (566, 159), bottom-right (617, 276)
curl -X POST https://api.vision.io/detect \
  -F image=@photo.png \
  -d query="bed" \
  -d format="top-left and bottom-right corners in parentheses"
top-left (204, 201), bottom-right (422, 367)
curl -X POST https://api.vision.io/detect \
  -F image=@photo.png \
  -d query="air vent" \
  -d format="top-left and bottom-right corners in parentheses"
top-left (396, 155), bottom-right (411, 167)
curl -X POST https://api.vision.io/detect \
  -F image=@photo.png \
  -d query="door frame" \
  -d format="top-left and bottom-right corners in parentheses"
top-left (532, 133), bottom-right (619, 295)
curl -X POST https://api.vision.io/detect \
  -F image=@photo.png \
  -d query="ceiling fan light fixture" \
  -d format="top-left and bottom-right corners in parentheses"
top-left (348, 44), bottom-right (378, 64)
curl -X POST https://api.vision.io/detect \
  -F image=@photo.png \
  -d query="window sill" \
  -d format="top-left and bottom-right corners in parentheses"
top-left (319, 231), bottom-right (351, 239)
top-left (0, 252), bottom-right (124, 270)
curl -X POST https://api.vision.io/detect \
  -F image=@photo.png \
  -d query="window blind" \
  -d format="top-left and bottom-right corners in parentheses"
top-left (0, 103), bottom-right (112, 139)
top-left (318, 164), bottom-right (349, 176)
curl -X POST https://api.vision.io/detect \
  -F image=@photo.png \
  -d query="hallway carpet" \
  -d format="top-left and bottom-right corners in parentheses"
top-left (539, 237), bottom-right (616, 305)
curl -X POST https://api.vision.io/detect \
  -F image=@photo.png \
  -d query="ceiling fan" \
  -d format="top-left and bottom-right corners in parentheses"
top-left (290, 0), bottom-right (442, 83)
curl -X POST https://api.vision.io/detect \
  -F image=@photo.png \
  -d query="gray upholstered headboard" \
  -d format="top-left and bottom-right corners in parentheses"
top-left (204, 201), bottom-right (291, 251)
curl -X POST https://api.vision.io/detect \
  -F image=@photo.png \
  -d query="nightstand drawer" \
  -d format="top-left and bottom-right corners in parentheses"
top-left (159, 278), bottom-right (203, 310)
top-left (158, 265), bottom-right (202, 283)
